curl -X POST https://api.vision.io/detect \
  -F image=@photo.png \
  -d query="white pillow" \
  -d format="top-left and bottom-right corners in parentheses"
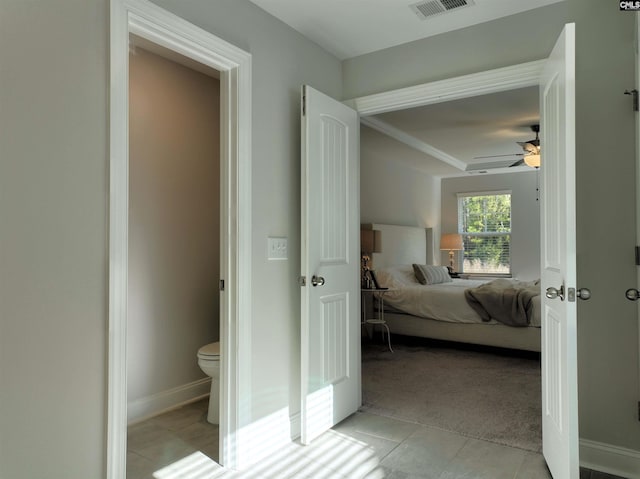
top-left (412, 264), bottom-right (452, 285)
top-left (374, 265), bottom-right (419, 288)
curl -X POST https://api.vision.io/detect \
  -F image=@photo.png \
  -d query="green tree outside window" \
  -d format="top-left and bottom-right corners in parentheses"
top-left (458, 193), bottom-right (511, 274)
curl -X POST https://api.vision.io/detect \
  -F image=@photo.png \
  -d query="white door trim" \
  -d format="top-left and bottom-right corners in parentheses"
top-left (636, 13), bottom-right (640, 417)
top-left (346, 59), bottom-right (545, 115)
top-left (108, 0), bottom-right (252, 476)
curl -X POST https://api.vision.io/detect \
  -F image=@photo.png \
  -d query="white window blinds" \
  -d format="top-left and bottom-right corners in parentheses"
top-left (457, 192), bottom-right (511, 275)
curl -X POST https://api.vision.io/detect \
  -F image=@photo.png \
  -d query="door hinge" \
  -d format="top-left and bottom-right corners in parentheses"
top-left (635, 246), bottom-right (640, 266)
top-left (298, 276), bottom-right (306, 287)
top-left (219, 279), bottom-right (225, 291)
top-left (625, 89), bottom-right (639, 111)
top-left (637, 401), bottom-right (640, 421)
top-left (302, 94), bottom-right (306, 116)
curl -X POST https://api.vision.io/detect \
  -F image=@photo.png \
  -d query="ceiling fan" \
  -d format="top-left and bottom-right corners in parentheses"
top-left (473, 124), bottom-right (541, 168)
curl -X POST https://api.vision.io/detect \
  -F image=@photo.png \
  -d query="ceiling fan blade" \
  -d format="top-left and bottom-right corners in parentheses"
top-left (473, 153), bottom-right (524, 160)
top-left (509, 159), bottom-right (525, 167)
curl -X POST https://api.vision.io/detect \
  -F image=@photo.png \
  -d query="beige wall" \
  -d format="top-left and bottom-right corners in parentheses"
top-left (441, 172), bottom-right (541, 281)
top-left (127, 48), bottom-right (220, 414)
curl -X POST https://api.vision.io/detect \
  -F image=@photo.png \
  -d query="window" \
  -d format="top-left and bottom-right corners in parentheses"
top-left (458, 191), bottom-right (511, 275)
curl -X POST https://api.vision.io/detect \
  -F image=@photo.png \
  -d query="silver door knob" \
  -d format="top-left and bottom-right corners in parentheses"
top-left (626, 288), bottom-right (640, 301)
top-left (576, 288), bottom-right (591, 300)
top-left (311, 275), bottom-right (325, 287)
top-left (546, 285), bottom-right (565, 301)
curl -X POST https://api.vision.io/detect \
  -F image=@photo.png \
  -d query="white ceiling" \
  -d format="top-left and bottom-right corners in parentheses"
top-left (361, 124), bottom-right (462, 177)
top-left (369, 86), bottom-right (540, 176)
top-left (249, 0), bottom-right (551, 176)
top-left (249, 0), bottom-right (565, 60)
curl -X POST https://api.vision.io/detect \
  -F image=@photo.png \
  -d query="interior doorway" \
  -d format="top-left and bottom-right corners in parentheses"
top-left (126, 35), bottom-right (222, 471)
top-left (348, 52), bottom-right (578, 477)
top-left (108, 1), bottom-right (252, 476)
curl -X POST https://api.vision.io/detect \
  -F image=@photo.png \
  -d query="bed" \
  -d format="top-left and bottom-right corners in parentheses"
top-left (363, 223), bottom-right (541, 352)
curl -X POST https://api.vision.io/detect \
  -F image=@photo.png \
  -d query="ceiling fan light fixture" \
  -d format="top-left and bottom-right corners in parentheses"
top-left (517, 124), bottom-right (541, 167)
top-left (524, 154), bottom-right (541, 168)
top-left (520, 142), bottom-right (540, 155)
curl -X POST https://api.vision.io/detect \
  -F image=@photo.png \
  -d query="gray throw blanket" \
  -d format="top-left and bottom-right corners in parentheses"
top-left (464, 279), bottom-right (540, 327)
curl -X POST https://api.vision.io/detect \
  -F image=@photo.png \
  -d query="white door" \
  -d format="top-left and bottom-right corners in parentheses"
top-left (300, 85), bottom-right (361, 445)
top-left (540, 23), bottom-right (579, 479)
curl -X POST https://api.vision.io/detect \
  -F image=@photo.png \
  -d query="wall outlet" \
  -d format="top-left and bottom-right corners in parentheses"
top-left (267, 237), bottom-right (288, 260)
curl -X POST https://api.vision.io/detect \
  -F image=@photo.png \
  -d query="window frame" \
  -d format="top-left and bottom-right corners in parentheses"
top-left (456, 190), bottom-right (512, 276)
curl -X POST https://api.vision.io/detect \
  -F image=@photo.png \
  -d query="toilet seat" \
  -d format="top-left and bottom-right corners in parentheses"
top-left (197, 342), bottom-right (220, 359)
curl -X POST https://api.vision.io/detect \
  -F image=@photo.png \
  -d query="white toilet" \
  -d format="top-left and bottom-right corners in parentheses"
top-left (197, 341), bottom-right (220, 424)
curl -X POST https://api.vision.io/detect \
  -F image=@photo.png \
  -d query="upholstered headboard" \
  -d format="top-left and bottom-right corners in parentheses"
top-left (362, 223), bottom-right (433, 269)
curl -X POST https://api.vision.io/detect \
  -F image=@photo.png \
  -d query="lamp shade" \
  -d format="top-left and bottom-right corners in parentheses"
top-left (361, 229), bottom-right (382, 253)
top-left (440, 233), bottom-right (463, 251)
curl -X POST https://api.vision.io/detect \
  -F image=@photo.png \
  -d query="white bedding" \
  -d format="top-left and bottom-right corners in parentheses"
top-left (375, 265), bottom-right (541, 327)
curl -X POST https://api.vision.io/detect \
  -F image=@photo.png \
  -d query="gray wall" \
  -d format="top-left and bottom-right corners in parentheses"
top-left (0, 0), bottom-right (342, 477)
top-left (128, 48), bottom-right (220, 415)
top-left (570, 0), bottom-right (638, 450)
top-left (441, 172), bottom-right (541, 281)
top-left (1, 0), bottom-right (639, 477)
top-left (344, 0), bottom-right (640, 456)
top-left (360, 125), bottom-right (441, 239)
top-left (148, 0), bottom-right (341, 424)
top-left (0, 1), bottom-right (108, 478)
top-left (342, 3), bottom-right (570, 100)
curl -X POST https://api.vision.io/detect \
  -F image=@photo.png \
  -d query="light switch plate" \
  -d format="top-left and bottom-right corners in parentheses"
top-left (267, 237), bottom-right (288, 260)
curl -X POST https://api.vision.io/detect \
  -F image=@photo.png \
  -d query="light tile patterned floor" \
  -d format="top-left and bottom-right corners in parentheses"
top-left (127, 399), bottom-right (629, 479)
top-left (127, 399), bottom-right (219, 478)
top-left (127, 399), bottom-right (561, 479)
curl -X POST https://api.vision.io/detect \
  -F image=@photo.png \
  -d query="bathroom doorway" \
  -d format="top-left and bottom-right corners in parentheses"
top-left (126, 36), bottom-right (222, 471)
top-left (108, 1), bottom-right (253, 476)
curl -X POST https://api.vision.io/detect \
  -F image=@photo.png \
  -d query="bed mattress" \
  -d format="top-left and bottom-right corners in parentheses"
top-left (376, 265), bottom-right (541, 327)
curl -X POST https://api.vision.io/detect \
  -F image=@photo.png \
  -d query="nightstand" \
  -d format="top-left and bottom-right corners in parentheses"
top-left (361, 288), bottom-right (393, 352)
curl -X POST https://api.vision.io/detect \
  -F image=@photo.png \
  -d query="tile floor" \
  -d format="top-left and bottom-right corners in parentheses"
top-left (127, 398), bottom-right (219, 478)
top-left (127, 398), bottom-right (627, 479)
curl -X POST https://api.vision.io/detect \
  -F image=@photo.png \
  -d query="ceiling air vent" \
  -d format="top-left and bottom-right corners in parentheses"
top-left (410, 0), bottom-right (474, 20)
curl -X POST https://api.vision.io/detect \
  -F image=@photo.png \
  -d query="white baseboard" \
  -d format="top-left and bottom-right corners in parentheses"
top-left (580, 438), bottom-right (640, 478)
top-left (290, 412), bottom-right (301, 440)
top-left (128, 377), bottom-right (212, 425)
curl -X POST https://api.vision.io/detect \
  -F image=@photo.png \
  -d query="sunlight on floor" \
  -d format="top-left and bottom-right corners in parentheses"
top-left (150, 429), bottom-right (384, 478)
top-left (153, 451), bottom-right (224, 479)
top-left (129, 345), bottom-right (563, 479)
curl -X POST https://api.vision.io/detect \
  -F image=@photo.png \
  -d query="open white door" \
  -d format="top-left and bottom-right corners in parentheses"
top-left (300, 85), bottom-right (361, 445)
top-left (540, 23), bottom-right (579, 478)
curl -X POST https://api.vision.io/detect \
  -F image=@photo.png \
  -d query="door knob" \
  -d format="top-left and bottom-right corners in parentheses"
top-left (626, 288), bottom-right (640, 301)
top-left (311, 275), bottom-right (325, 287)
top-left (576, 288), bottom-right (591, 300)
top-left (546, 285), bottom-right (565, 301)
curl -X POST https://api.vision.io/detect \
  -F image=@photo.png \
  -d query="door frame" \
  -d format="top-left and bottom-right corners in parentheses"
top-left (108, 0), bottom-right (252, 476)
top-left (346, 55), bottom-right (573, 457)
top-left (636, 13), bottom-right (640, 410)
top-left (346, 60), bottom-right (545, 115)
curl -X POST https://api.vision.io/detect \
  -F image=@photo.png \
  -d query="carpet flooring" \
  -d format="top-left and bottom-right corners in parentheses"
top-left (361, 336), bottom-right (542, 452)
